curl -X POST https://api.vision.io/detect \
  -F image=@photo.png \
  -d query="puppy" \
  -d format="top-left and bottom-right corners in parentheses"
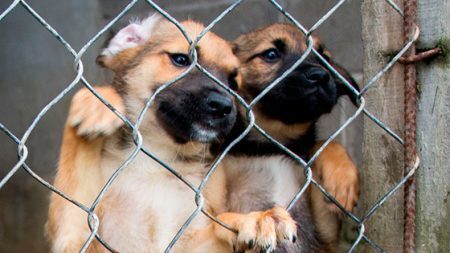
top-left (225, 23), bottom-right (361, 252)
top-left (62, 23), bottom-right (359, 252)
top-left (47, 15), bottom-right (297, 253)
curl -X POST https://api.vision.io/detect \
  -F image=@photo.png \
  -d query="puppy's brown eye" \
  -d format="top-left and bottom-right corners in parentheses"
top-left (169, 53), bottom-right (191, 67)
top-left (260, 48), bottom-right (280, 63)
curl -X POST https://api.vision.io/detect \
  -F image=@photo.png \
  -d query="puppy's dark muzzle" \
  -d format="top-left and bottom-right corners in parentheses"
top-left (257, 64), bottom-right (338, 124)
top-left (155, 73), bottom-right (237, 144)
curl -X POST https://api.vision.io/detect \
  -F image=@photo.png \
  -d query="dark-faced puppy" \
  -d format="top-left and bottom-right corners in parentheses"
top-left (223, 23), bottom-right (360, 252)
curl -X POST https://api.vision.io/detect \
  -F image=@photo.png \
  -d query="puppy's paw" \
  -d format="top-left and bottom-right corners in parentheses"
top-left (216, 207), bottom-right (297, 252)
top-left (313, 142), bottom-right (360, 213)
top-left (68, 86), bottom-right (125, 138)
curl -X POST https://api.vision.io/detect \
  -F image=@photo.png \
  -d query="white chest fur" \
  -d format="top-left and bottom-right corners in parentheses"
top-left (97, 147), bottom-right (209, 253)
top-left (224, 155), bottom-right (305, 210)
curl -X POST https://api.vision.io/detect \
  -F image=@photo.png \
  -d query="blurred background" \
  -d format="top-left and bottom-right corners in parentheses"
top-left (0, 0), bottom-right (363, 252)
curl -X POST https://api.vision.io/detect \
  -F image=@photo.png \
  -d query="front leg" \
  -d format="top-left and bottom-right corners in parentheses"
top-left (309, 141), bottom-right (360, 248)
top-left (68, 86), bottom-right (124, 138)
top-left (214, 207), bottom-right (297, 252)
top-left (47, 86), bottom-right (124, 253)
top-left (311, 141), bottom-right (360, 213)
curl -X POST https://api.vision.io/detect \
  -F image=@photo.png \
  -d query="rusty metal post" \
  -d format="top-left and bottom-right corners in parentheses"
top-left (403, 0), bottom-right (418, 252)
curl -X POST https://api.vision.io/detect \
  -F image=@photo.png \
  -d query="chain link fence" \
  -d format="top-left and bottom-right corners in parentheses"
top-left (0, 0), bottom-right (421, 252)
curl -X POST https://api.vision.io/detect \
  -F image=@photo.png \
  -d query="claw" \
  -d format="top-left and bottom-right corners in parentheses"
top-left (264, 244), bottom-right (273, 252)
top-left (248, 239), bottom-right (254, 249)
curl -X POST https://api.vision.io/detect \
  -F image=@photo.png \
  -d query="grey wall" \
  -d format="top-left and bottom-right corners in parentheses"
top-left (0, 1), bottom-right (104, 252)
top-left (0, 1), bottom-right (363, 252)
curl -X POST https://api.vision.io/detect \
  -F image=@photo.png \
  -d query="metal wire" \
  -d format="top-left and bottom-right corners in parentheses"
top-left (0, 0), bottom-right (421, 252)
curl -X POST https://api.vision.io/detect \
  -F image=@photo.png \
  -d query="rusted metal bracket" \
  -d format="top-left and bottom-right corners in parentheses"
top-left (399, 47), bottom-right (441, 64)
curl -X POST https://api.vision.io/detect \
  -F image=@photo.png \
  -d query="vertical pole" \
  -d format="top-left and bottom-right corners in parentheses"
top-left (361, 1), bottom-right (405, 252)
top-left (402, 0), bottom-right (417, 252)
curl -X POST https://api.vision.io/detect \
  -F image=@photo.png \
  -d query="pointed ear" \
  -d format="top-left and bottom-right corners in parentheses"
top-left (97, 14), bottom-right (162, 71)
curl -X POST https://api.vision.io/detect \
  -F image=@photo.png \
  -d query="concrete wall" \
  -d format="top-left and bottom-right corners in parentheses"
top-left (0, 1), bottom-right (363, 252)
top-left (0, 1), bottom-right (104, 252)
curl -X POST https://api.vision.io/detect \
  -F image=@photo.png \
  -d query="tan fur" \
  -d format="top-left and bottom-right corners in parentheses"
top-left (68, 87), bottom-right (125, 138)
top-left (48, 125), bottom-right (106, 253)
top-left (48, 18), bottom-right (295, 253)
top-left (97, 46), bottom-right (142, 72)
top-left (48, 87), bottom-right (125, 253)
top-left (311, 141), bottom-right (360, 212)
top-left (310, 141), bottom-right (360, 247)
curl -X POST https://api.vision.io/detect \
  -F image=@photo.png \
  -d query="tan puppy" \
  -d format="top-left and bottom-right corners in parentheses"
top-left (47, 15), bottom-right (297, 253)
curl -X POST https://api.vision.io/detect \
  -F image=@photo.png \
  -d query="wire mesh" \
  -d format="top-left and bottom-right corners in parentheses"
top-left (0, 0), bottom-right (420, 252)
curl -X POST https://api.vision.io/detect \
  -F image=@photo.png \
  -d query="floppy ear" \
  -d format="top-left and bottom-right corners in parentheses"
top-left (96, 14), bottom-right (162, 71)
top-left (312, 37), bottom-right (360, 106)
top-left (312, 35), bottom-right (332, 61)
top-left (329, 61), bottom-right (360, 106)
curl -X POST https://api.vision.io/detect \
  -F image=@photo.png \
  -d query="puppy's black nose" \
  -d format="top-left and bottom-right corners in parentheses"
top-left (205, 93), bottom-right (233, 118)
top-left (305, 67), bottom-right (330, 86)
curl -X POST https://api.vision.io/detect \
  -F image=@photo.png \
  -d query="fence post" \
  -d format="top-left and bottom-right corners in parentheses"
top-left (361, 1), bottom-right (405, 252)
top-left (416, 1), bottom-right (450, 252)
